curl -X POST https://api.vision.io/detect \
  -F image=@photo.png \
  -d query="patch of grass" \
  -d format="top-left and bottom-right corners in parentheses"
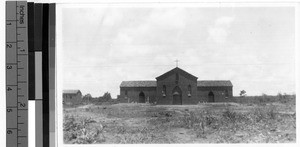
top-left (204, 111), bottom-right (217, 126)
top-left (232, 94), bottom-right (296, 105)
top-left (112, 125), bottom-right (173, 143)
top-left (63, 114), bottom-right (105, 144)
top-left (252, 105), bottom-right (278, 123)
top-left (64, 103), bottom-right (296, 143)
top-left (182, 111), bottom-right (202, 129)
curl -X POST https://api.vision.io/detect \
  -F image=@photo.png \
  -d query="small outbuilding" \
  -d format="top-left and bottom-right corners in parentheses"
top-left (63, 90), bottom-right (82, 105)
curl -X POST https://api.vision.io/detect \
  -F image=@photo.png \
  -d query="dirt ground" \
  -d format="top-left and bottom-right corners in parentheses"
top-left (63, 102), bottom-right (296, 144)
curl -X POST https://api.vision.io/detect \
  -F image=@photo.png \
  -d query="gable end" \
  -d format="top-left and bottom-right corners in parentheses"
top-left (156, 67), bottom-right (198, 81)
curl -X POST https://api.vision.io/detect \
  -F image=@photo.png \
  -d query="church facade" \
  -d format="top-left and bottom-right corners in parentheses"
top-left (118, 67), bottom-right (233, 105)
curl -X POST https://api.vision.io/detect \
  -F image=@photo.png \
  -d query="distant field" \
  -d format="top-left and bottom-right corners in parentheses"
top-left (63, 97), bottom-right (296, 144)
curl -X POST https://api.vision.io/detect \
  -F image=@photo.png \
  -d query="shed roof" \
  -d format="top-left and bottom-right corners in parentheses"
top-left (197, 80), bottom-right (233, 87)
top-left (120, 81), bottom-right (157, 87)
top-left (63, 90), bottom-right (81, 94)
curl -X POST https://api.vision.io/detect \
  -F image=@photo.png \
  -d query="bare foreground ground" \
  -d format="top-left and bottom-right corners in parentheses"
top-left (63, 101), bottom-right (296, 144)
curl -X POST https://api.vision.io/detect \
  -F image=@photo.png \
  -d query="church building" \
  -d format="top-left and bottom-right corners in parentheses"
top-left (119, 67), bottom-right (233, 105)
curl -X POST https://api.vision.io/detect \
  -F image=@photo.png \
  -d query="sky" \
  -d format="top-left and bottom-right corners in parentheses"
top-left (61, 6), bottom-right (295, 98)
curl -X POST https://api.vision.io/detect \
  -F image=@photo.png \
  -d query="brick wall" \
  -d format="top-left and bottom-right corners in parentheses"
top-left (156, 73), bottom-right (198, 105)
top-left (119, 87), bottom-right (156, 103)
top-left (197, 86), bottom-right (233, 102)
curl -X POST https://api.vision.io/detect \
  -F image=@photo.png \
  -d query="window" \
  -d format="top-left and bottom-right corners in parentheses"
top-left (188, 85), bottom-right (192, 97)
top-left (162, 85), bottom-right (166, 97)
top-left (225, 90), bottom-right (229, 98)
top-left (125, 90), bottom-right (128, 99)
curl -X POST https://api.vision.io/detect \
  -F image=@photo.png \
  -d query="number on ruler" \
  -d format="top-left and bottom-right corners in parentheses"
top-left (6, 22), bottom-right (12, 25)
top-left (6, 44), bottom-right (12, 48)
top-left (7, 130), bottom-right (13, 134)
top-left (19, 103), bottom-right (26, 107)
top-left (6, 65), bottom-right (12, 69)
top-left (7, 87), bottom-right (12, 91)
top-left (7, 109), bottom-right (13, 112)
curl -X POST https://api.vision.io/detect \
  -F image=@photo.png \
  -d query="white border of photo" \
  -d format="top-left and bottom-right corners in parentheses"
top-left (41, 1), bottom-right (300, 147)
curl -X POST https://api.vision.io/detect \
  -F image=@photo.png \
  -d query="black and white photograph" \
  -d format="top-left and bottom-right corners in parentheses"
top-left (57, 3), bottom-right (297, 144)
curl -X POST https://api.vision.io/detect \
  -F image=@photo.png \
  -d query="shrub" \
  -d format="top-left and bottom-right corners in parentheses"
top-left (178, 111), bottom-right (206, 137)
top-left (63, 115), bottom-right (105, 144)
top-left (74, 128), bottom-right (104, 144)
top-left (222, 108), bottom-right (238, 123)
top-left (252, 105), bottom-right (278, 123)
top-left (63, 115), bottom-right (78, 141)
top-left (182, 111), bottom-right (201, 129)
top-left (266, 105), bottom-right (277, 120)
top-left (117, 126), bottom-right (127, 134)
top-left (253, 107), bottom-right (266, 122)
top-left (204, 112), bottom-right (218, 127)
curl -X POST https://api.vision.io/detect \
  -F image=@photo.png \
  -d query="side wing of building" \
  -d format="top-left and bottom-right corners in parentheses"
top-left (197, 81), bottom-right (233, 103)
top-left (119, 81), bottom-right (157, 103)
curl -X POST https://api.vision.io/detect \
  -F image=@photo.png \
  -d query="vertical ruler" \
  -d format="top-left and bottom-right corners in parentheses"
top-left (6, 1), bottom-right (28, 147)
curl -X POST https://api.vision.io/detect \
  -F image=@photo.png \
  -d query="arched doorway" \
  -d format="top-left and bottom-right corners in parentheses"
top-left (208, 91), bottom-right (214, 102)
top-left (172, 86), bottom-right (182, 105)
top-left (139, 92), bottom-right (145, 103)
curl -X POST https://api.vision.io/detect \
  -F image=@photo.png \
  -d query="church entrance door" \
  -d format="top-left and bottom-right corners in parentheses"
top-left (139, 92), bottom-right (145, 103)
top-left (172, 86), bottom-right (182, 105)
top-left (208, 91), bottom-right (214, 102)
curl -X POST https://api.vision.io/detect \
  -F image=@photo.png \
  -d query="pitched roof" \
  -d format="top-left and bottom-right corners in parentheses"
top-left (197, 80), bottom-right (233, 87)
top-left (120, 81), bottom-right (157, 87)
top-left (63, 90), bottom-right (81, 94)
top-left (156, 67), bottom-right (198, 81)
